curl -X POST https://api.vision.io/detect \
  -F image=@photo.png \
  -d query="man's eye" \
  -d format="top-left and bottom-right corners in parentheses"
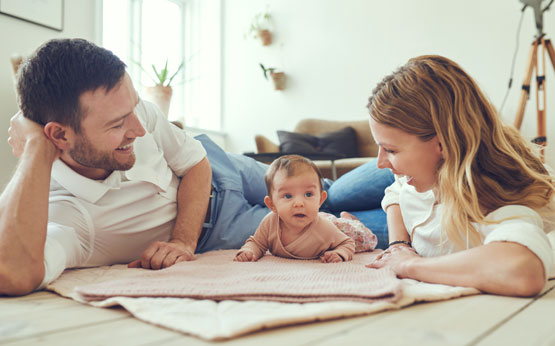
top-left (112, 123), bottom-right (124, 129)
top-left (382, 147), bottom-right (395, 154)
top-left (305, 192), bottom-right (313, 197)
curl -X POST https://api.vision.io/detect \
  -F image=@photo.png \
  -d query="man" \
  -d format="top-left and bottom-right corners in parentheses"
top-left (0, 38), bottom-right (270, 295)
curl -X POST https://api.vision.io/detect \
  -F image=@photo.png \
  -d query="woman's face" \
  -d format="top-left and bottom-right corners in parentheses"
top-left (370, 118), bottom-right (443, 193)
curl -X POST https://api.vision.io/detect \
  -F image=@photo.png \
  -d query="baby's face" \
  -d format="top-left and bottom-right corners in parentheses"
top-left (268, 168), bottom-right (326, 232)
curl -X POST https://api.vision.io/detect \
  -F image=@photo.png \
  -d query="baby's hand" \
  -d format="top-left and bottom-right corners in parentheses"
top-left (234, 250), bottom-right (257, 262)
top-left (320, 251), bottom-right (343, 263)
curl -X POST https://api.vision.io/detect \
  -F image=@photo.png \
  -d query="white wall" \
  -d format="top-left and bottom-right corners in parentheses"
top-left (0, 0), bottom-right (98, 187)
top-left (222, 0), bottom-right (555, 167)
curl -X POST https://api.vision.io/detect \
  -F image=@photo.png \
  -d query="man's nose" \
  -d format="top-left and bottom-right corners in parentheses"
top-left (127, 112), bottom-right (146, 138)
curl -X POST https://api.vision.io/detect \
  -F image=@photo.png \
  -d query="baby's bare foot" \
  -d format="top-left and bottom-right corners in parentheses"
top-left (340, 211), bottom-right (359, 220)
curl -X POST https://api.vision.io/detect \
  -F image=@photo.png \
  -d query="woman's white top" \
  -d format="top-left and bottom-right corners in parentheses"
top-left (381, 175), bottom-right (554, 277)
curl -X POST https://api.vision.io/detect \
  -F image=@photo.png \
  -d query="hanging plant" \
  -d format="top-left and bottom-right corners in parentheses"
top-left (260, 63), bottom-right (286, 91)
top-left (245, 12), bottom-right (273, 46)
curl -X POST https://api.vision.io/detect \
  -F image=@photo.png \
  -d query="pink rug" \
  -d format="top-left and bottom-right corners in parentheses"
top-left (74, 250), bottom-right (402, 303)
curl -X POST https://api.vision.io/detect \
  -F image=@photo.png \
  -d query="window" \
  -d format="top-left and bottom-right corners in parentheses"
top-left (101, 0), bottom-right (221, 131)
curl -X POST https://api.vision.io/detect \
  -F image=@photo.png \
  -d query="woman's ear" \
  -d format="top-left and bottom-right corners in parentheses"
top-left (433, 136), bottom-right (444, 159)
top-left (44, 122), bottom-right (72, 151)
top-left (264, 195), bottom-right (276, 213)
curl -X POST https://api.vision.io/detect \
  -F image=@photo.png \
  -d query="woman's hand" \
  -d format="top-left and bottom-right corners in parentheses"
top-left (366, 245), bottom-right (419, 278)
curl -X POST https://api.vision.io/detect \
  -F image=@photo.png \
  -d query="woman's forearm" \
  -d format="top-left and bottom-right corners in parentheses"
top-left (386, 204), bottom-right (411, 244)
top-left (401, 241), bottom-right (545, 297)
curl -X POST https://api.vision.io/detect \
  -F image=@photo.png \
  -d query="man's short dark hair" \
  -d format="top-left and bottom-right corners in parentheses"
top-left (16, 38), bottom-right (126, 133)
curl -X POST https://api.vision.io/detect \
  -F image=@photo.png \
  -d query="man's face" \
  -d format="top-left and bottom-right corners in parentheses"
top-left (64, 73), bottom-right (146, 180)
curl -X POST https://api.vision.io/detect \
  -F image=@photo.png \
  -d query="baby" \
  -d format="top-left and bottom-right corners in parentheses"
top-left (234, 154), bottom-right (376, 263)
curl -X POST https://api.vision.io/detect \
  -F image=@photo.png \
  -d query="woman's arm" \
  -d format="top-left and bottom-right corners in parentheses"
top-left (386, 204), bottom-right (411, 245)
top-left (368, 241), bottom-right (545, 297)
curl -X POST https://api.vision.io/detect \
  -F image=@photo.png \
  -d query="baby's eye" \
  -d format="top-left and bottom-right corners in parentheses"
top-left (284, 194), bottom-right (292, 199)
top-left (305, 192), bottom-right (313, 197)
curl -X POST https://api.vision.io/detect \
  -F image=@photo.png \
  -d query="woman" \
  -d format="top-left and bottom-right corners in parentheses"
top-left (365, 55), bottom-right (555, 297)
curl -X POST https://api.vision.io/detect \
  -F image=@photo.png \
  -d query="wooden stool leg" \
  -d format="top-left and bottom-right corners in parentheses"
top-left (514, 40), bottom-right (539, 129)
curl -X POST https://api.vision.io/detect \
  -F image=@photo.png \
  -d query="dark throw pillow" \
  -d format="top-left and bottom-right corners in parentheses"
top-left (277, 127), bottom-right (359, 158)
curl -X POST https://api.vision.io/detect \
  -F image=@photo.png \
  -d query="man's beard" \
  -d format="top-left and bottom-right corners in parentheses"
top-left (69, 134), bottom-right (136, 172)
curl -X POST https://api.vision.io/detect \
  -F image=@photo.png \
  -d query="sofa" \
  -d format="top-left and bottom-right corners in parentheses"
top-left (254, 118), bottom-right (378, 179)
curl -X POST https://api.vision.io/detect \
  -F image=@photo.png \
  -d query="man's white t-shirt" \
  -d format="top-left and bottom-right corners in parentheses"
top-left (40, 100), bottom-right (206, 288)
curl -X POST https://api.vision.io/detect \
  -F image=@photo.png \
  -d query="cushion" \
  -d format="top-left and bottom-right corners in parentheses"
top-left (277, 127), bottom-right (359, 158)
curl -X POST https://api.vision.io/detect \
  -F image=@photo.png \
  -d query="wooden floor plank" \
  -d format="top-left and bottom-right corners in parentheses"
top-left (302, 294), bottom-right (535, 346)
top-left (475, 282), bottom-right (555, 346)
top-left (2, 318), bottom-right (198, 346)
top-left (0, 293), bottom-right (131, 344)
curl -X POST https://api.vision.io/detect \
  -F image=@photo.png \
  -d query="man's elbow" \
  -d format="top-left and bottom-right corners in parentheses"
top-left (0, 263), bottom-right (44, 296)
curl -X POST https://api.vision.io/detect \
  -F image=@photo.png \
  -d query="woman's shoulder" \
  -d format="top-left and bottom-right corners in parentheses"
top-left (485, 205), bottom-right (544, 229)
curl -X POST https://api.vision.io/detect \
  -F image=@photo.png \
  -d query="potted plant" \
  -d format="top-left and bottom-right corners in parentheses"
top-left (245, 12), bottom-right (272, 46)
top-left (260, 63), bottom-right (286, 91)
top-left (137, 59), bottom-right (184, 116)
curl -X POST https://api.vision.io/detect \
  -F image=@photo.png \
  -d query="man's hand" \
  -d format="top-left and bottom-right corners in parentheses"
top-left (234, 250), bottom-right (257, 262)
top-left (320, 251), bottom-right (342, 263)
top-left (8, 111), bottom-right (56, 158)
top-left (365, 245), bottom-right (419, 277)
top-left (128, 239), bottom-right (195, 269)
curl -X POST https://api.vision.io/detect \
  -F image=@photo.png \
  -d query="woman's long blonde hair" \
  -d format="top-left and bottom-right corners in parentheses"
top-left (368, 55), bottom-right (555, 249)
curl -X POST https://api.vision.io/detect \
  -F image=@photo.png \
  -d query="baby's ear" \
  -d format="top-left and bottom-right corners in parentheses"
top-left (319, 190), bottom-right (328, 206)
top-left (264, 196), bottom-right (276, 212)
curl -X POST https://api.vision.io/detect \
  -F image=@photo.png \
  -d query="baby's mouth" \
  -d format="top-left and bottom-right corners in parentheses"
top-left (294, 213), bottom-right (306, 218)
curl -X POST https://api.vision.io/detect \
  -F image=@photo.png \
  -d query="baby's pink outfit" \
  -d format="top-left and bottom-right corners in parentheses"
top-left (237, 212), bottom-right (356, 261)
top-left (321, 213), bottom-right (378, 253)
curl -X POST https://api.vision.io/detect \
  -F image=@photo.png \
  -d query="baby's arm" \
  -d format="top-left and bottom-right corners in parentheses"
top-left (319, 220), bottom-right (356, 262)
top-left (234, 249), bottom-right (257, 262)
top-left (320, 251), bottom-right (343, 263)
top-left (234, 217), bottom-right (272, 261)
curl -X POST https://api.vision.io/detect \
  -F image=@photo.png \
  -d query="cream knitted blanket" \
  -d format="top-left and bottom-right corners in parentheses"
top-left (47, 249), bottom-right (481, 340)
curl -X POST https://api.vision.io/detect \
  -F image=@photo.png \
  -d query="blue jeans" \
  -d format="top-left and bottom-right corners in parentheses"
top-left (322, 159), bottom-right (395, 249)
top-left (195, 135), bottom-right (394, 252)
top-left (195, 134), bottom-right (270, 253)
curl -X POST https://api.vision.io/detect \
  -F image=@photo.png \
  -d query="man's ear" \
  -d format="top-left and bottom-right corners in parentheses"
top-left (264, 196), bottom-right (276, 213)
top-left (44, 122), bottom-right (72, 151)
top-left (319, 190), bottom-right (328, 207)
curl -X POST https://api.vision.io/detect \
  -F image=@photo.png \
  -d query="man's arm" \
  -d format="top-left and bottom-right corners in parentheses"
top-left (129, 157), bottom-right (212, 269)
top-left (0, 113), bottom-right (58, 295)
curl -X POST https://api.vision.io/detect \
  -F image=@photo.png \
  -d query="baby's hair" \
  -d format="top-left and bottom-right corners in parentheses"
top-left (265, 154), bottom-right (324, 195)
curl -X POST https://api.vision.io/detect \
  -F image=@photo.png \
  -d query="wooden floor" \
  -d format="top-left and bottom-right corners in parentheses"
top-left (1, 280), bottom-right (554, 346)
